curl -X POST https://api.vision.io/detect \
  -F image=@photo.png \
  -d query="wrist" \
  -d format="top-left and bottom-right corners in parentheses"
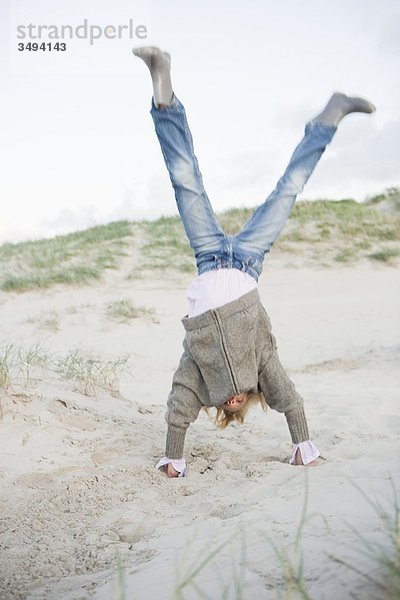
top-left (156, 456), bottom-right (186, 477)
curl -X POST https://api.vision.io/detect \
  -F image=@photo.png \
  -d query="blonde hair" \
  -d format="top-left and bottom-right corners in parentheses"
top-left (204, 392), bottom-right (267, 429)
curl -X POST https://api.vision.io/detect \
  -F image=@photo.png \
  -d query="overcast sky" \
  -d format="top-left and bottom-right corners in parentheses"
top-left (1, 0), bottom-right (399, 243)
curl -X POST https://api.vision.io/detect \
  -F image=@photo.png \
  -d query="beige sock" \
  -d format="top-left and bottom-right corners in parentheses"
top-left (133, 46), bottom-right (173, 108)
top-left (312, 92), bottom-right (376, 126)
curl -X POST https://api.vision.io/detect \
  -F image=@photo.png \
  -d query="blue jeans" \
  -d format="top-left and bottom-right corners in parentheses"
top-left (151, 96), bottom-right (336, 280)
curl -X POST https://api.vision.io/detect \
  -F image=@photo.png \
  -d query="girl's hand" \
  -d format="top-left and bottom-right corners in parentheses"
top-left (156, 457), bottom-right (186, 477)
top-left (164, 463), bottom-right (180, 477)
top-left (293, 448), bottom-right (318, 467)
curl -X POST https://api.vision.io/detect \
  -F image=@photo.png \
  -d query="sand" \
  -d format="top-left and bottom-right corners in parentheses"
top-left (0, 263), bottom-right (399, 599)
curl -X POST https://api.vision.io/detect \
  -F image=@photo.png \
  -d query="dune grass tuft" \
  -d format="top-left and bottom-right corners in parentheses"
top-left (0, 343), bottom-right (131, 399)
top-left (1, 267), bottom-right (102, 292)
top-left (0, 221), bottom-right (133, 292)
top-left (328, 479), bottom-right (400, 600)
top-left (55, 350), bottom-right (130, 397)
top-left (105, 299), bottom-right (158, 323)
top-left (368, 248), bottom-right (400, 263)
top-left (0, 343), bottom-right (51, 390)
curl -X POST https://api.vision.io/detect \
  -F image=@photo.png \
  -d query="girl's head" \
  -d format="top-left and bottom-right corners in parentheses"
top-left (214, 391), bottom-right (267, 428)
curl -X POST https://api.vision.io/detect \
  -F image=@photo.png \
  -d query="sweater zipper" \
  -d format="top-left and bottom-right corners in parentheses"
top-left (212, 310), bottom-right (239, 395)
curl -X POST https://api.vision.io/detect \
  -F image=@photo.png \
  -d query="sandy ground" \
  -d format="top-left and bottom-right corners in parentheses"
top-left (0, 263), bottom-right (399, 599)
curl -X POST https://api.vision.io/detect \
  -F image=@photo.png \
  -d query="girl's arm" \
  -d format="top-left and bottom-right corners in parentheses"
top-left (258, 352), bottom-right (309, 442)
top-left (157, 351), bottom-right (206, 475)
top-left (258, 345), bottom-right (320, 464)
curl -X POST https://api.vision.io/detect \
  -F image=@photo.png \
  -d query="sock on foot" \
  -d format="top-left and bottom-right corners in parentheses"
top-left (312, 92), bottom-right (376, 126)
top-left (132, 46), bottom-right (173, 107)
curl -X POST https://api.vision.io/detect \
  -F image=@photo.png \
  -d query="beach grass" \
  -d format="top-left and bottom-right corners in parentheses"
top-left (26, 310), bottom-right (61, 332)
top-left (0, 344), bottom-right (14, 390)
top-left (105, 299), bottom-right (158, 323)
top-left (0, 343), bottom-right (130, 398)
top-left (368, 248), bottom-right (400, 263)
top-left (1, 189), bottom-right (399, 293)
top-left (55, 350), bottom-right (130, 397)
top-left (169, 478), bottom-right (316, 599)
top-left (328, 479), bottom-right (400, 600)
top-left (168, 475), bottom-right (399, 600)
top-left (0, 220), bottom-right (133, 292)
top-left (0, 343), bottom-right (51, 391)
top-left (139, 216), bottom-right (195, 274)
top-left (277, 192), bottom-right (400, 264)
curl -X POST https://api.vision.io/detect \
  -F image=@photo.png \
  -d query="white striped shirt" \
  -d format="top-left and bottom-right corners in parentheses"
top-left (187, 268), bottom-right (257, 317)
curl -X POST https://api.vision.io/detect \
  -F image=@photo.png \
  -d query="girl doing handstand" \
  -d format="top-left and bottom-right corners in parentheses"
top-left (133, 46), bottom-right (375, 477)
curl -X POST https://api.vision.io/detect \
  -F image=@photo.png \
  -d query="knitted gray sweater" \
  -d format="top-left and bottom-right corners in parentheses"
top-left (165, 288), bottom-right (309, 458)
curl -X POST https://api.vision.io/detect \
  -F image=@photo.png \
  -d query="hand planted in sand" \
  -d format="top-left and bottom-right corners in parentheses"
top-left (163, 463), bottom-right (180, 477)
top-left (293, 448), bottom-right (319, 467)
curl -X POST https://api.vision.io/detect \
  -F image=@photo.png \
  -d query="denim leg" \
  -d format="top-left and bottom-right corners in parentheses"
top-left (233, 121), bottom-right (336, 277)
top-left (151, 96), bottom-right (226, 271)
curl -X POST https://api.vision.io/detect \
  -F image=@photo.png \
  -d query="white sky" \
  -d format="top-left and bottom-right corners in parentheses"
top-left (1, 0), bottom-right (399, 243)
